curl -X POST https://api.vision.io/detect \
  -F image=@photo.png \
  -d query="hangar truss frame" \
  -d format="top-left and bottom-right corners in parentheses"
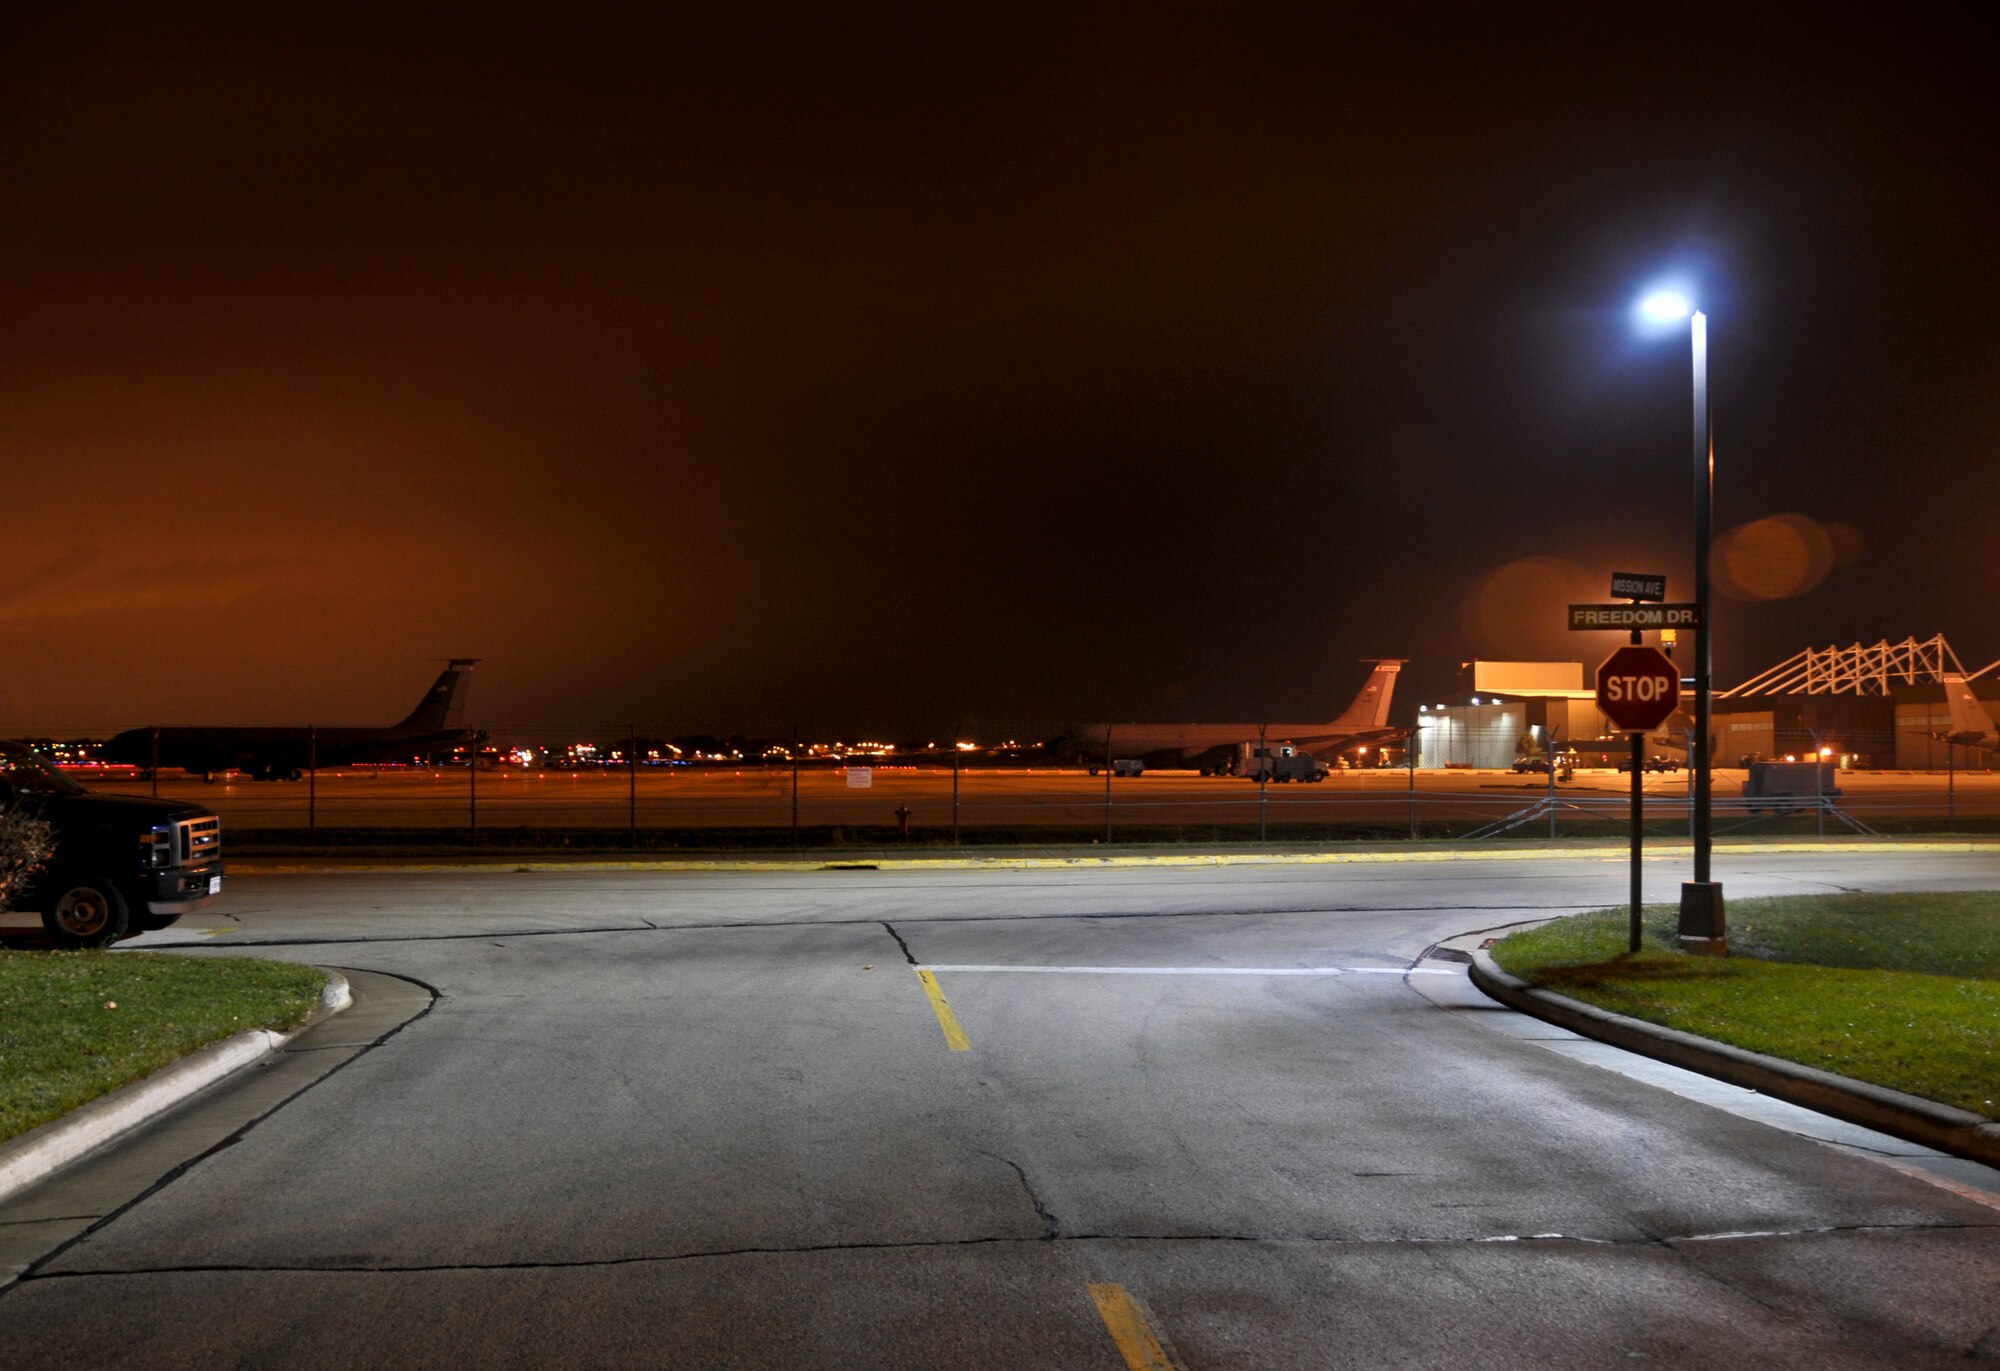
top-left (1721, 634), bottom-right (1972, 698)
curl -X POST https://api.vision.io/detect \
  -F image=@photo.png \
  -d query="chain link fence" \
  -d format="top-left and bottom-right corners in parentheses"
top-left (32, 719), bottom-right (1998, 852)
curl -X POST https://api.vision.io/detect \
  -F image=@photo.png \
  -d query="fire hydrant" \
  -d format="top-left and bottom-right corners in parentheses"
top-left (894, 804), bottom-right (912, 839)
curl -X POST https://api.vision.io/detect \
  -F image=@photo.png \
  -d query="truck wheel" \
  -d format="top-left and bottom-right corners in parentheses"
top-left (41, 876), bottom-right (131, 949)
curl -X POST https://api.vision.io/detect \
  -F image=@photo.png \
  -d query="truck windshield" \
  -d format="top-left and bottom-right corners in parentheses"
top-left (0, 747), bottom-right (87, 798)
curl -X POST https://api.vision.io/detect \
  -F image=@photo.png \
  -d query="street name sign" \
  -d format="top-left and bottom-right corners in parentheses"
top-left (1568, 603), bottom-right (1704, 631)
top-left (1595, 645), bottom-right (1681, 732)
top-left (1610, 572), bottom-right (1666, 601)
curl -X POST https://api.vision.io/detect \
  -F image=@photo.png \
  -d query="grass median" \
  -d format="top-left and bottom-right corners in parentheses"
top-left (1492, 891), bottom-right (2000, 1121)
top-left (0, 950), bottom-right (327, 1144)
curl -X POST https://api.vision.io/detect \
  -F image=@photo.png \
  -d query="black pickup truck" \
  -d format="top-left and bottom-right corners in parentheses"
top-left (0, 742), bottom-right (225, 948)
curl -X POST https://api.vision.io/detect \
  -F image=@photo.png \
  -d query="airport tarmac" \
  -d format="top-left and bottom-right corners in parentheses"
top-left (68, 764), bottom-right (2000, 835)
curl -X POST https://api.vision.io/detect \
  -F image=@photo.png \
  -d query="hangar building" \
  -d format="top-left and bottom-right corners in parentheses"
top-left (1412, 636), bottom-right (1998, 771)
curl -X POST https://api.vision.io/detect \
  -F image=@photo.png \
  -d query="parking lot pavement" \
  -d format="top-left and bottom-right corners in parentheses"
top-left (3, 852), bottom-right (1998, 1367)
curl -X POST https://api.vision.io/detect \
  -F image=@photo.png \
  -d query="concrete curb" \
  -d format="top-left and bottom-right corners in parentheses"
top-left (0, 970), bottom-right (351, 1205)
top-left (1469, 951), bottom-right (2000, 1168)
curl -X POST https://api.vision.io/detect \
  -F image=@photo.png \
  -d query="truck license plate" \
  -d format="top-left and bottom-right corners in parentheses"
top-left (208, 876), bottom-right (223, 895)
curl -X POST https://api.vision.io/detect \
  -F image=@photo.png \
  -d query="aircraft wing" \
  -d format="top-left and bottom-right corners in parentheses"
top-left (1295, 726), bottom-right (1407, 761)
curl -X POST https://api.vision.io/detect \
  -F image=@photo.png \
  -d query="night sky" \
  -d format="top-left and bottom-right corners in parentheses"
top-left (2, 7), bottom-right (1994, 740)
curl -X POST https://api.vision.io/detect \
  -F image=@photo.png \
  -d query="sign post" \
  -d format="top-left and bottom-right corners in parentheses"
top-left (1595, 642), bottom-right (1682, 952)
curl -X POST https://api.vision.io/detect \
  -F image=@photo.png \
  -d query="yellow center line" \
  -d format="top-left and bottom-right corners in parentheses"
top-left (915, 969), bottom-right (971, 1051)
top-left (1087, 1283), bottom-right (1183, 1371)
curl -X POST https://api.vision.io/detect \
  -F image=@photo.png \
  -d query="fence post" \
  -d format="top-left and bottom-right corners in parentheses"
top-left (791, 724), bottom-right (801, 850)
top-left (308, 725), bottom-right (317, 845)
top-left (1103, 727), bottom-right (1114, 845)
top-left (1810, 728), bottom-right (1826, 839)
top-left (1407, 735), bottom-right (1417, 840)
top-left (952, 722), bottom-right (962, 848)
top-left (149, 725), bottom-right (159, 798)
top-left (1547, 730), bottom-right (1560, 840)
top-left (1258, 723), bottom-right (1268, 844)
top-left (629, 724), bottom-right (638, 849)
top-left (468, 742), bottom-right (477, 846)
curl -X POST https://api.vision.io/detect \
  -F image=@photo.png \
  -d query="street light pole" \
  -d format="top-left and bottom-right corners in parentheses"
top-left (1679, 307), bottom-right (1725, 950)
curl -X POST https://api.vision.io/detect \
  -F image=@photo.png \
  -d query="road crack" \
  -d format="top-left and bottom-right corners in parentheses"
top-left (879, 921), bottom-right (917, 965)
top-left (24, 1220), bottom-right (1994, 1284)
top-left (980, 1151), bottom-right (1060, 1239)
top-left (162, 902), bottom-right (1611, 950)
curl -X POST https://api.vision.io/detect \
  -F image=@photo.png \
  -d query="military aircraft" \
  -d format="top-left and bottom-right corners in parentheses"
top-left (1049, 660), bottom-right (1405, 775)
top-left (1936, 672), bottom-right (1999, 754)
top-left (100, 659), bottom-right (481, 780)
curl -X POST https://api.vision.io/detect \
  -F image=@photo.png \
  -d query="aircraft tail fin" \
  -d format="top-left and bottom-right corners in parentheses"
top-left (394, 659), bottom-right (479, 734)
top-left (1331, 660), bottom-right (1403, 730)
top-left (1940, 673), bottom-right (1997, 744)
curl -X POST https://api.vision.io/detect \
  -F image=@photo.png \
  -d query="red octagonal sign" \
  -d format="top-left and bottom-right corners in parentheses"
top-left (1595, 644), bottom-right (1682, 732)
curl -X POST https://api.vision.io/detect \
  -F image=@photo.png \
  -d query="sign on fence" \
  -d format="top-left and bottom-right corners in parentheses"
top-left (846, 767), bottom-right (873, 788)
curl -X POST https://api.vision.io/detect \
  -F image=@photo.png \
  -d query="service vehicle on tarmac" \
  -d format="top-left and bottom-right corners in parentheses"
top-left (0, 741), bottom-right (224, 948)
top-left (1236, 742), bottom-right (1329, 783)
top-left (1616, 754), bottom-right (1681, 773)
top-left (1741, 759), bottom-right (1841, 813)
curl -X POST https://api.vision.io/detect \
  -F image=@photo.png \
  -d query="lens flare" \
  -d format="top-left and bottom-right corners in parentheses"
top-left (1715, 514), bottom-right (1838, 600)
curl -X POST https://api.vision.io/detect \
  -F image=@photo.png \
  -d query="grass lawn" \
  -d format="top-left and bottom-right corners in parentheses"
top-left (1492, 892), bottom-right (2000, 1121)
top-left (0, 950), bottom-right (326, 1144)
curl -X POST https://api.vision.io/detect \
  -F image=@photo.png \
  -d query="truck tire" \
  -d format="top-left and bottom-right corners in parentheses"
top-left (41, 874), bottom-right (131, 949)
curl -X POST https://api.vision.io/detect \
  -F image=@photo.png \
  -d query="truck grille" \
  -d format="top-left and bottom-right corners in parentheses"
top-left (179, 816), bottom-right (222, 863)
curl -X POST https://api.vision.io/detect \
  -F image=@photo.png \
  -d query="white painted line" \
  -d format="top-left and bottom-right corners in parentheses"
top-left (917, 964), bottom-right (1455, 976)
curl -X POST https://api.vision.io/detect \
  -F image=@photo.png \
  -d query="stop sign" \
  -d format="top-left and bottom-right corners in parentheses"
top-left (1595, 645), bottom-right (1682, 732)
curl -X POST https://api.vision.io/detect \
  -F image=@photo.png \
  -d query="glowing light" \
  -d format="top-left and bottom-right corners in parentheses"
top-left (1638, 289), bottom-right (1695, 325)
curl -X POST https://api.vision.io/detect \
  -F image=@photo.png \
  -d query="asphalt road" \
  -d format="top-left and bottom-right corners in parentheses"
top-left (3, 849), bottom-right (1999, 1367)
